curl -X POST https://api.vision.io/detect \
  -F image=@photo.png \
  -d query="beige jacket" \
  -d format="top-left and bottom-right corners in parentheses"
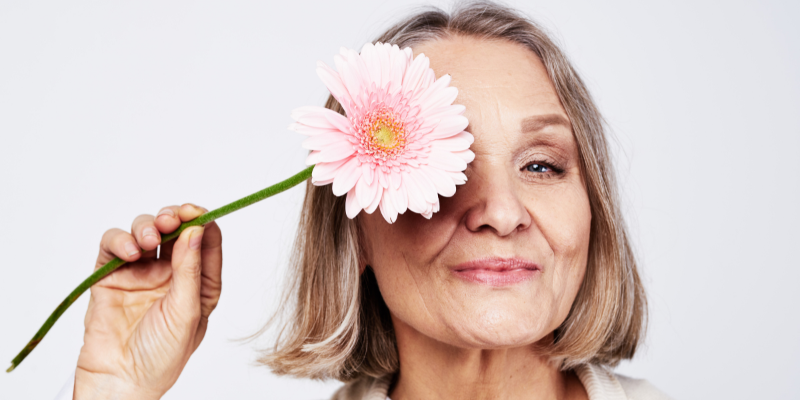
top-left (330, 364), bottom-right (673, 400)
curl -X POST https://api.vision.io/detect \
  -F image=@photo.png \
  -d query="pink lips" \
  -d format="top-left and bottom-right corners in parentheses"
top-left (451, 257), bottom-right (541, 286)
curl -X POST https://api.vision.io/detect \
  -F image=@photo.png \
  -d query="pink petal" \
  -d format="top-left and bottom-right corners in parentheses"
top-left (302, 132), bottom-right (350, 150)
top-left (403, 53), bottom-right (431, 94)
top-left (430, 131), bottom-right (473, 152)
top-left (365, 183), bottom-right (382, 214)
top-left (454, 149), bottom-right (475, 164)
top-left (403, 172), bottom-right (428, 214)
top-left (361, 163), bottom-right (374, 185)
top-left (379, 189), bottom-right (398, 223)
top-left (417, 104), bottom-right (466, 122)
top-left (426, 115), bottom-right (469, 140)
top-left (312, 158), bottom-right (350, 182)
top-left (449, 171), bottom-right (468, 185)
top-left (421, 209), bottom-right (433, 219)
top-left (409, 168), bottom-right (439, 204)
top-left (356, 176), bottom-right (379, 209)
top-left (360, 42), bottom-right (381, 88)
top-left (426, 148), bottom-right (468, 172)
top-left (422, 166), bottom-right (457, 197)
top-left (388, 171), bottom-right (402, 190)
top-left (345, 187), bottom-right (361, 218)
top-left (420, 86), bottom-right (458, 113)
top-left (413, 74), bottom-right (452, 109)
top-left (289, 123), bottom-right (341, 136)
top-left (332, 157), bottom-right (362, 196)
top-left (316, 63), bottom-right (352, 113)
top-left (390, 181), bottom-right (409, 214)
top-left (322, 109), bottom-right (353, 134)
top-left (306, 141), bottom-right (356, 165)
top-left (291, 106), bottom-right (346, 129)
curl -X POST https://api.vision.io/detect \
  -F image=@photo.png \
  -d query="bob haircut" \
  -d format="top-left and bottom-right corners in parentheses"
top-left (258, 0), bottom-right (646, 382)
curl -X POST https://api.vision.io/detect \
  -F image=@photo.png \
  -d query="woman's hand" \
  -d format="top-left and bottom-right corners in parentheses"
top-left (74, 204), bottom-right (223, 400)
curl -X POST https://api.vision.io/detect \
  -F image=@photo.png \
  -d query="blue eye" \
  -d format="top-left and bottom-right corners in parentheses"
top-left (526, 163), bottom-right (550, 173)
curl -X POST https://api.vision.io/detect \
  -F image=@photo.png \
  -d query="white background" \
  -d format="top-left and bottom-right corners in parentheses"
top-left (1, 1), bottom-right (798, 399)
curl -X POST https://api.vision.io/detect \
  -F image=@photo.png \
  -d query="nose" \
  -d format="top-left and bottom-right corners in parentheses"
top-left (463, 166), bottom-right (531, 237)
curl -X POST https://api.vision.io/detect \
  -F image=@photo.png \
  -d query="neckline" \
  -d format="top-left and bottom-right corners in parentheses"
top-left (377, 364), bottom-right (627, 400)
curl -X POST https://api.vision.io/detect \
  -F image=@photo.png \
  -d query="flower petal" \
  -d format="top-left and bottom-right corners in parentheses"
top-left (312, 158), bottom-right (350, 183)
top-left (361, 163), bottom-right (374, 185)
top-left (322, 109), bottom-right (353, 134)
top-left (332, 157), bottom-right (362, 196)
top-left (430, 131), bottom-right (474, 152)
top-left (306, 141), bottom-right (355, 165)
top-left (422, 166), bottom-right (457, 197)
top-left (379, 188), bottom-right (398, 223)
top-left (403, 53), bottom-right (432, 94)
top-left (302, 131), bottom-right (351, 150)
top-left (317, 62), bottom-right (352, 113)
top-left (389, 181), bottom-right (408, 214)
top-left (454, 149), bottom-right (476, 164)
top-left (426, 115), bottom-right (469, 140)
top-left (365, 182), bottom-right (382, 214)
top-left (403, 171), bottom-right (428, 214)
top-left (409, 168), bottom-right (439, 204)
top-left (290, 123), bottom-right (341, 136)
top-left (356, 175), bottom-right (379, 209)
top-left (345, 187), bottom-right (361, 218)
top-left (426, 148), bottom-right (468, 172)
top-left (448, 171), bottom-right (468, 185)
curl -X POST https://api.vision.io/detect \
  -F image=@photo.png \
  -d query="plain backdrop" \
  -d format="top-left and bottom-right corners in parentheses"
top-left (1, 1), bottom-right (798, 399)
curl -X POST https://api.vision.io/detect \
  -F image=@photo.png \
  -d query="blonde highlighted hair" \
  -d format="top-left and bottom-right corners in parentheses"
top-left (257, 0), bottom-right (646, 381)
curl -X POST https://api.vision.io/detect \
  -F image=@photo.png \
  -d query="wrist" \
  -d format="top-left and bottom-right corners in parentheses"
top-left (74, 367), bottom-right (163, 400)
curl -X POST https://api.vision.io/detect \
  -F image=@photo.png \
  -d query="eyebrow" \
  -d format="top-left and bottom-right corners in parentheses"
top-left (520, 114), bottom-right (572, 133)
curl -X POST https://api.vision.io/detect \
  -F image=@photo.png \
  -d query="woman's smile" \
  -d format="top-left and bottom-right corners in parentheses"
top-left (451, 257), bottom-right (541, 286)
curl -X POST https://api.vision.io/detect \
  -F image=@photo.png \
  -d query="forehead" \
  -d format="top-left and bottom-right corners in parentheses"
top-left (412, 36), bottom-right (569, 145)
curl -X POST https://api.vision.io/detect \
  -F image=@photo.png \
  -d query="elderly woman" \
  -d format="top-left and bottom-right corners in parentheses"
top-left (66, 2), bottom-right (671, 399)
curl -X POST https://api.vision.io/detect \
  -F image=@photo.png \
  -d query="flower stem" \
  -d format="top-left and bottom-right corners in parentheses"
top-left (6, 165), bottom-right (314, 373)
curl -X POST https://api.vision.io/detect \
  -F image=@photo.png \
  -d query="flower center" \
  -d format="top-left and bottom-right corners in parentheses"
top-left (373, 123), bottom-right (396, 147)
top-left (355, 106), bottom-right (407, 163)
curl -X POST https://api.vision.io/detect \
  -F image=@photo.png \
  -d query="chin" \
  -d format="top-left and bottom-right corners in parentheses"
top-left (433, 283), bottom-right (556, 347)
top-left (438, 302), bottom-right (557, 349)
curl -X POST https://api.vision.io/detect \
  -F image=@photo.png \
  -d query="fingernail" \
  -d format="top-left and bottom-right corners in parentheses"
top-left (189, 227), bottom-right (204, 250)
top-left (157, 208), bottom-right (174, 218)
top-left (124, 242), bottom-right (139, 257)
top-left (142, 227), bottom-right (158, 238)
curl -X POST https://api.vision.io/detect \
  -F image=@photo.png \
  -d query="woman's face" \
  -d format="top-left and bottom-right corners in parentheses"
top-left (360, 36), bottom-right (592, 349)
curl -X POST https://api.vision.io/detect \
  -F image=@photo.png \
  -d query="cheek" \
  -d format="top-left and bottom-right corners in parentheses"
top-left (533, 182), bottom-right (592, 322)
top-left (360, 210), bottom-right (460, 328)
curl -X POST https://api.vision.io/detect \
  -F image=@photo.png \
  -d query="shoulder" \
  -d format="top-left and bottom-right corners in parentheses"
top-left (615, 373), bottom-right (674, 400)
top-left (329, 374), bottom-right (392, 400)
top-left (575, 364), bottom-right (674, 400)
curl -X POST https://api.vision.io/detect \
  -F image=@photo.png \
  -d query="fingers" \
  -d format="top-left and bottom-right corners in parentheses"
top-left (96, 203), bottom-right (208, 271)
top-left (159, 203), bottom-right (207, 260)
top-left (163, 226), bottom-right (205, 329)
top-left (178, 203), bottom-right (207, 223)
top-left (96, 228), bottom-right (143, 270)
top-left (131, 214), bottom-right (160, 253)
top-left (198, 221), bottom-right (222, 319)
top-left (154, 206), bottom-right (182, 234)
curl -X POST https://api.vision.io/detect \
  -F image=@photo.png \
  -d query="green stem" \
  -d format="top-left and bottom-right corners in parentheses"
top-left (6, 165), bottom-right (314, 373)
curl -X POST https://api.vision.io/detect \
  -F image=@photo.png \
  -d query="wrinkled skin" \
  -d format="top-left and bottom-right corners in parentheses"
top-left (75, 204), bottom-right (222, 400)
top-left (360, 36), bottom-right (592, 400)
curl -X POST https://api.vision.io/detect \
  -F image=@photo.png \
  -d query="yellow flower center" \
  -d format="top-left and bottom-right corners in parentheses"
top-left (356, 107), bottom-right (407, 163)
top-left (373, 123), bottom-right (397, 147)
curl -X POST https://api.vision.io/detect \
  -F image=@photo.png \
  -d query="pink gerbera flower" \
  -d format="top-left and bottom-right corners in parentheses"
top-left (290, 42), bottom-right (474, 223)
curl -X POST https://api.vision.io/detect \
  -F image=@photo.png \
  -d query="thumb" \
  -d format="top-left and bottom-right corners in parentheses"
top-left (164, 226), bottom-right (205, 329)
